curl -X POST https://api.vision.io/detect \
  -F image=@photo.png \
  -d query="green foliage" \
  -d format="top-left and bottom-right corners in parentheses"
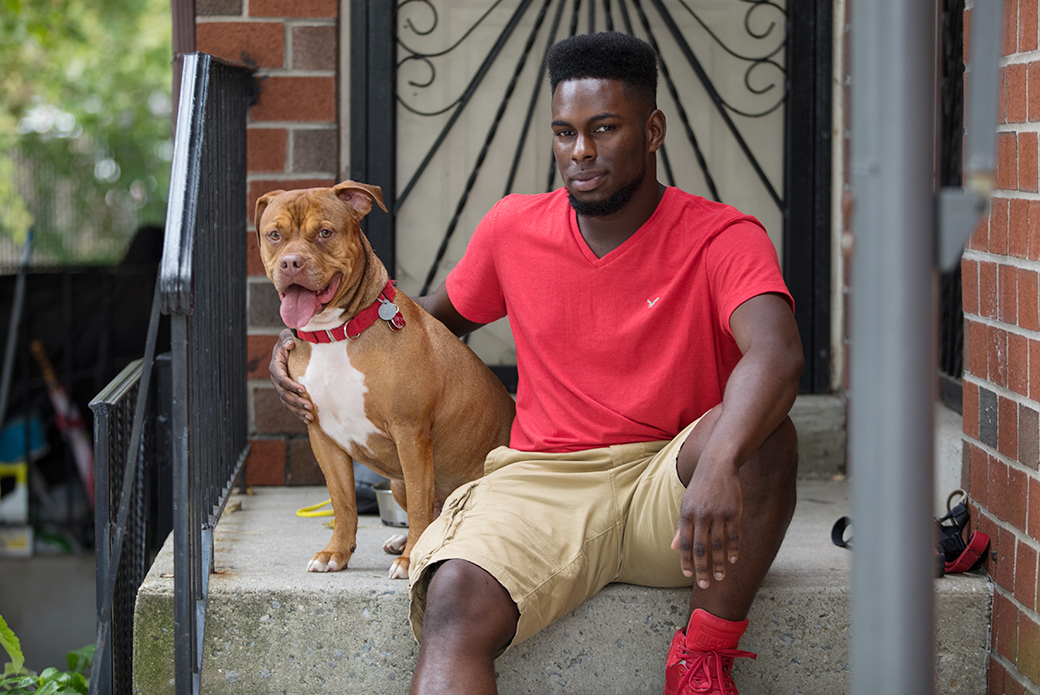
top-left (0, 0), bottom-right (173, 264)
top-left (0, 615), bottom-right (93, 694)
top-left (0, 615), bottom-right (24, 675)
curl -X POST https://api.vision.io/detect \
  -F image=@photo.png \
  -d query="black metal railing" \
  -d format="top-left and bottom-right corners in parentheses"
top-left (88, 52), bottom-right (252, 695)
top-left (89, 354), bottom-right (172, 695)
top-left (159, 53), bottom-right (251, 695)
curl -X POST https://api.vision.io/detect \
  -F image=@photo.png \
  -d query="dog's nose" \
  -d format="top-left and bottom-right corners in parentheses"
top-left (280, 254), bottom-right (306, 272)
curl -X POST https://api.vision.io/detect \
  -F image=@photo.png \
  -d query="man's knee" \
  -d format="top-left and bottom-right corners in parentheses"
top-left (770, 416), bottom-right (798, 470)
top-left (422, 559), bottom-right (519, 650)
top-left (742, 416), bottom-right (798, 512)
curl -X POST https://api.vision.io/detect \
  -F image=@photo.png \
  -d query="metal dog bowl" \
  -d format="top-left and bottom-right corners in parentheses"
top-left (374, 482), bottom-right (408, 527)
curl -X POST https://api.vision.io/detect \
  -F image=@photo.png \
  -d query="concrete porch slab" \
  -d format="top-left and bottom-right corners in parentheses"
top-left (133, 479), bottom-right (990, 694)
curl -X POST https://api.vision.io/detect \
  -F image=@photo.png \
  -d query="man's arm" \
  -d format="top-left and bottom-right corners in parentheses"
top-left (671, 292), bottom-right (804, 586)
top-left (268, 282), bottom-right (487, 422)
top-left (412, 282), bottom-right (487, 338)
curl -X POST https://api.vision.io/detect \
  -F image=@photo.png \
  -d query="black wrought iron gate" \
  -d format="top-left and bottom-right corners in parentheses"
top-left (351, 0), bottom-right (832, 394)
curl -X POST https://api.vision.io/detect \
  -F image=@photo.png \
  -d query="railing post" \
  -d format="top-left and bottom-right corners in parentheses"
top-left (848, 0), bottom-right (939, 692)
top-left (160, 52), bottom-right (251, 695)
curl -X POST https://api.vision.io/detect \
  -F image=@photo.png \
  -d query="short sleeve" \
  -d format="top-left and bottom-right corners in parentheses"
top-left (704, 220), bottom-right (794, 339)
top-left (444, 200), bottom-right (509, 324)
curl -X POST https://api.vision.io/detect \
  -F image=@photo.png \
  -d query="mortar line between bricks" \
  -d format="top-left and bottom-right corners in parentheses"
top-left (964, 188), bottom-right (1040, 202)
top-left (962, 420), bottom-right (1040, 477)
top-left (249, 122), bottom-right (337, 129)
top-left (285, 20), bottom-right (293, 70)
top-left (245, 328), bottom-right (289, 337)
top-left (996, 123), bottom-right (1040, 134)
top-left (195, 16), bottom-right (279, 23)
top-left (972, 486), bottom-right (1040, 560)
top-left (196, 17), bottom-right (335, 27)
top-left (999, 52), bottom-right (1040, 68)
top-left (963, 249), bottom-right (1040, 272)
top-left (246, 173), bottom-right (339, 182)
top-left (960, 311), bottom-right (1040, 344)
top-left (992, 652), bottom-right (1040, 695)
top-left (283, 19), bottom-right (336, 27)
top-left (254, 69), bottom-right (336, 78)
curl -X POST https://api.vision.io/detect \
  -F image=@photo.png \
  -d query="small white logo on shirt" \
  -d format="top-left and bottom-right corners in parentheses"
top-left (647, 297), bottom-right (660, 308)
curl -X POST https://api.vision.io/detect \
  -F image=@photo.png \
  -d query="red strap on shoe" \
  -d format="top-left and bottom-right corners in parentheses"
top-left (669, 647), bottom-right (757, 694)
top-left (944, 531), bottom-right (989, 574)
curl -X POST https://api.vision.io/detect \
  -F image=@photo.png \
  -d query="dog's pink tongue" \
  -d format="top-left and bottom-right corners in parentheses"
top-left (280, 285), bottom-right (320, 328)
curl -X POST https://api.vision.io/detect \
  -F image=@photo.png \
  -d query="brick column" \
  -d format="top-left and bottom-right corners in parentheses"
top-left (196, 0), bottom-right (340, 486)
top-left (962, 0), bottom-right (1040, 691)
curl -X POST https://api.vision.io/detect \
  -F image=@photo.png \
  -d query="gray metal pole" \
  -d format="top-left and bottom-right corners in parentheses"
top-left (849, 0), bottom-right (938, 692)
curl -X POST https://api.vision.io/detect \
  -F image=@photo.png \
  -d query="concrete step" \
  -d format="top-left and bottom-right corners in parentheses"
top-left (789, 394), bottom-right (847, 479)
top-left (133, 479), bottom-right (990, 694)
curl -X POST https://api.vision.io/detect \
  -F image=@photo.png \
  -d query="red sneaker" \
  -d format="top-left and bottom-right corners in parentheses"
top-left (664, 609), bottom-right (757, 695)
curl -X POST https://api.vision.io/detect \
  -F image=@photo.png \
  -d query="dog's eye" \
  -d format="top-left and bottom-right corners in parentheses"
top-left (267, 230), bottom-right (280, 241)
top-left (319, 229), bottom-right (334, 239)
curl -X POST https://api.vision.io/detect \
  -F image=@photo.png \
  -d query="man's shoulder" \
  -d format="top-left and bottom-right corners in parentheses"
top-left (490, 188), bottom-right (570, 218)
top-left (659, 189), bottom-right (768, 252)
top-left (665, 188), bottom-right (761, 227)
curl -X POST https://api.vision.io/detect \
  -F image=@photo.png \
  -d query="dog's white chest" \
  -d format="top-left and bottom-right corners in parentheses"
top-left (299, 345), bottom-right (381, 453)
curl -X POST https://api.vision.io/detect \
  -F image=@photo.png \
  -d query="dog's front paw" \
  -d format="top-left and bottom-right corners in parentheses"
top-left (388, 556), bottom-right (410, 580)
top-left (382, 533), bottom-right (407, 556)
top-left (307, 548), bottom-right (353, 572)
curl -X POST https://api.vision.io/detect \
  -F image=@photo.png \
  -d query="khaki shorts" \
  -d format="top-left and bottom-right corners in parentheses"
top-left (407, 417), bottom-right (700, 653)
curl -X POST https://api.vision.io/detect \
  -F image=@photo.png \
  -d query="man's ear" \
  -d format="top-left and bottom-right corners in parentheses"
top-left (254, 190), bottom-right (286, 245)
top-left (647, 109), bottom-right (666, 154)
top-left (333, 180), bottom-right (388, 218)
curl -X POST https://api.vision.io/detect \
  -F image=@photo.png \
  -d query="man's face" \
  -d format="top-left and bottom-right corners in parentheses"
top-left (550, 77), bottom-right (656, 217)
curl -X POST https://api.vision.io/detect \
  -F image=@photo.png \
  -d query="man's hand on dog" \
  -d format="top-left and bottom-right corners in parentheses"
top-left (270, 329), bottom-right (314, 422)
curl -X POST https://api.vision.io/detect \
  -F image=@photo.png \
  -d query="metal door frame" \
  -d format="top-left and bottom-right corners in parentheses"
top-left (350, 0), bottom-right (833, 393)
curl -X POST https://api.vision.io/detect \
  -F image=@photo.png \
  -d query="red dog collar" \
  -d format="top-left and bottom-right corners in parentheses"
top-left (292, 280), bottom-right (405, 343)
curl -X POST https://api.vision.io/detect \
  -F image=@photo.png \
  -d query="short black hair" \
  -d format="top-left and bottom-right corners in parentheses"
top-left (546, 32), bottom-right (658, 106)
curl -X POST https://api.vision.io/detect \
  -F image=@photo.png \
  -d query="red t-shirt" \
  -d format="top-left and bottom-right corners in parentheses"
top-left (446, 186), bottom-right (794, 453)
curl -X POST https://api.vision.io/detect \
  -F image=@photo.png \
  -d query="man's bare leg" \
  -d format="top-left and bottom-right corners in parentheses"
top-left (676, 413), bottom-right (798, 618)
top-left (411, 559), bottom-right (519, 695)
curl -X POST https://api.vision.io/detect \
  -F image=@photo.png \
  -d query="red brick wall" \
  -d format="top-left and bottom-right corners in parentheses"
top-left (195, 0), bottom-right (340, 486)
top-left (962, 1), bottom-right (1040, 691)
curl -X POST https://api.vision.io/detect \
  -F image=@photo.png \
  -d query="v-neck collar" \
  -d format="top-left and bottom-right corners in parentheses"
top-left (567, 186), bottom-right (674, 268)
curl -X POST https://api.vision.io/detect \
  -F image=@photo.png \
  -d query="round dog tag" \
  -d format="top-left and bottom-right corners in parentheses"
top-left (378, 300), bottom-right (399, 321)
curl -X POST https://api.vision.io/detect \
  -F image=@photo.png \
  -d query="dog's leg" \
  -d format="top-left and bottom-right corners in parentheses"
top-left (306, 425), bottom-right (359, 572)
top-left (387, 429), bottom-right (436, 579)
top-left (382, 479), bottom-right (409, 557)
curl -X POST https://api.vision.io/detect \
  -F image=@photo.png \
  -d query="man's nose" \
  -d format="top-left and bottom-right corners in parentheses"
top-left (572, 132), bottom-right (595, 161)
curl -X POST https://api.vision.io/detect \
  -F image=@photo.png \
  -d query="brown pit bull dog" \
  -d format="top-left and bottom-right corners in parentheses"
top-left (255, 181), bottom-right (515, 579)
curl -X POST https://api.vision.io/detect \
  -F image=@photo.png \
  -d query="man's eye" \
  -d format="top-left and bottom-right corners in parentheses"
top-left (319, 229), bottom-right (333, 239)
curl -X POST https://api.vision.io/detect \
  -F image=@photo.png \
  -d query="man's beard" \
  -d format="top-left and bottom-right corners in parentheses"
top-left (568, 159), bottom-right (647, 218)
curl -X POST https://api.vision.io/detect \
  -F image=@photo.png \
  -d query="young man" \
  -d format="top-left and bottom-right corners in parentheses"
top-left (270, 32), bottom-right (803, 695)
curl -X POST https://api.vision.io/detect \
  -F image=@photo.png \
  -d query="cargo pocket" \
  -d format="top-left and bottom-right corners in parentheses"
top-left (439, 480), bottom-right (479, 545)
top-left (483, 446), bottom-right (517, 476)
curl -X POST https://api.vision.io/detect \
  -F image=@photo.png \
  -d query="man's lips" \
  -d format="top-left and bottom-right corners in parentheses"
top-left (568, 170), bottom-right (606, 192)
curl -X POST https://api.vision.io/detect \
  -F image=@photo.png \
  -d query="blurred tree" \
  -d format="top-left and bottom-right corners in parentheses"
top-left (0, 0), bottom-right (172, 264)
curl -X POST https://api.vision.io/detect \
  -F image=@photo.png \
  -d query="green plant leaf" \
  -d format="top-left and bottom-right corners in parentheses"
top-left (35, 680), bottom-right (60, 695)
top-left (38, 670), bottom-right (88, 694)
top-left (2, 661), bottom-right (32, 679)
top-left (0, 614), bottom-right (24, 674)
top-left (65, 645), bottom-right (93, 676)
top-left (0, 683), bottom-right (36, 695)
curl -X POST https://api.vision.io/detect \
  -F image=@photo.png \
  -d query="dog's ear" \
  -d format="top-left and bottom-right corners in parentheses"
top-left (333, 181), bottom-right (388, 217)
top-left (254, 190), bottom-right (286, 246)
